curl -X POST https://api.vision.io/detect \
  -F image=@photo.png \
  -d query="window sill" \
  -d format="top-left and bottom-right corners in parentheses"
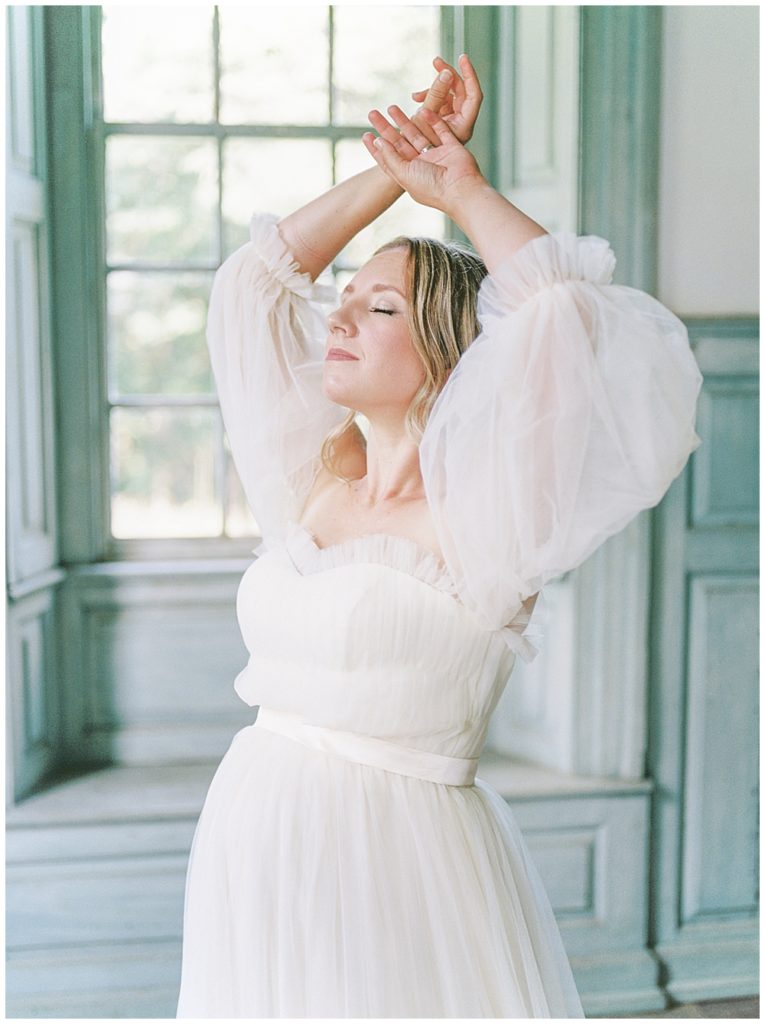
top-left (7, 751), bottom-right (652, 832)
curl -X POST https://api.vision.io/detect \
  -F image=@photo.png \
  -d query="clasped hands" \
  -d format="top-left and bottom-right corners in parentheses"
top-left (363, 54), bottom-right (488, 216)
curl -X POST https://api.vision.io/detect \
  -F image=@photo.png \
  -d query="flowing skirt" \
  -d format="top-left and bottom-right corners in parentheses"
top-left (176, 719), bottom-right (584, 1018)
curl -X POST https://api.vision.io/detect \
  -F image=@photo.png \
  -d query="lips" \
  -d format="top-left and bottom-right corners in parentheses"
top-left (326, 347), bottom-right (359, 361)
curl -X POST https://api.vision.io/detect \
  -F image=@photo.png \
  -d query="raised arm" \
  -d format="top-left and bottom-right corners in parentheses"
top-left (278, 57), bottom-right (482, 281)
top-left (365, 101), bottom-right (703, 651)
top-left (275, 168), bottom-right (401, 282)
top-left (363, 106), bottom-right (548, 275)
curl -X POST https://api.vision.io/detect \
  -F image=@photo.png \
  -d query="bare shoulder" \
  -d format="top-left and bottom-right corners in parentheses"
top-left (301, 462), bottom-right (342, 523)
top-left (405, 500), bottom-right (444, 562)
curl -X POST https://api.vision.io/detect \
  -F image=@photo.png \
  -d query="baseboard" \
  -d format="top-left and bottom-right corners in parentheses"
top-left (656, 931), bottom-right (759, 1006)
top-left (571, 947), bottom-right (667, 1016)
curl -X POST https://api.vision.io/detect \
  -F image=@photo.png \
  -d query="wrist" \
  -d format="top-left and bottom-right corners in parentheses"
top-left (370, 164), bottom-right (405, 201)
top-left (441, 174), bottom-right (494, 222)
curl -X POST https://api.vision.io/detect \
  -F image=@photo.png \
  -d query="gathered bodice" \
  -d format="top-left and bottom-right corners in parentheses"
top-left (233, 523), bottom-right (520, 763)
top-left (220, 220), bottom-right (703, 771)
top-left (207, 215), bottom-right (703, 649)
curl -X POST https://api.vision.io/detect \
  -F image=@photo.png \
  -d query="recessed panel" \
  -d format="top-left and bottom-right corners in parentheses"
top-left (8, 7), bottom-right (35, 173)
top-left (683, 574), bottom-right (759, 921)
top-left (691, 378), bottom-right (758, 527)
top-left (516, 6), bottom-right (556, 184)
top-left (83, 598), bottom-right (248, 729)
top-left (13, 222), bottom-right (47, 536)
top-left (526, 828), bottom-right (597, 916)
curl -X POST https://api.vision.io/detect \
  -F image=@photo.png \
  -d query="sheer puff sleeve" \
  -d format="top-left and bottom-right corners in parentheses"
top-left (419, 230), bottom-right (703, 660)
top-left (206, 213), bottom-right (347, 545)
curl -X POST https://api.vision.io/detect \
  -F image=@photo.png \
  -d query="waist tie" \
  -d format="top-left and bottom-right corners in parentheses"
top-left (253, 706), bottom-right (478, 787)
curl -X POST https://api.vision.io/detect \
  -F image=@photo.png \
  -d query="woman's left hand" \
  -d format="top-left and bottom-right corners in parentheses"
top-left (362, 108), bottom-right (485, 215)
top-left (410, 54), bottom-right (484, 144)
top-left (368, 55), bottom-right (484, 154)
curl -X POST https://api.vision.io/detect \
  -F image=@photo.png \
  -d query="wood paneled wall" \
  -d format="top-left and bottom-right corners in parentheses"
top-left (6, 6), bottom-right (65, 802)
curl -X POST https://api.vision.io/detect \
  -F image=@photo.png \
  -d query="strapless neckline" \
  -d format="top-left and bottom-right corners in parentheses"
top-left (248, 522), bottom-right (543, 664)
top-left (281, 521), bottom-right (459, 597)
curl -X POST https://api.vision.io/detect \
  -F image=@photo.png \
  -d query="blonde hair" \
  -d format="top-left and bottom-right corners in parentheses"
top-left (320, 236), bottom-right (488, 481)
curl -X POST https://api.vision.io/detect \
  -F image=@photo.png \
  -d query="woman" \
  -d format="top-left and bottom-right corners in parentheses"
top-left (176, 56), bottom-right (702, 1018)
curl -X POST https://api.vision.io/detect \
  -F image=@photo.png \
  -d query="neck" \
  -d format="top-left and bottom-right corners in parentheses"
top-left (355, 416), bottom-right (424, 507)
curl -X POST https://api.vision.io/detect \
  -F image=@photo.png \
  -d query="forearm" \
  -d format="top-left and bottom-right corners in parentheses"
top-left (444, 178), bottom-right (548, 276)
top-left (277, 166), bottom-right (403, 281)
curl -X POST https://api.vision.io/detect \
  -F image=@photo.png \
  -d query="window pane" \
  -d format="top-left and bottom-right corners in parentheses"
top-left (108, 272), bottom-right (214, 396)
top-left (102, 6), bottom-right (214, 123)
top-left (106, 136), bottom-right (217, 264)
top-left (222, 138), bottom-right (333, 254)
top-left (110, 407), bottom-right (222, 538)
top-left (224, 443), bottom-right (259, 538)
top-left (334, 140), bottom-right (445, 268)
top-left (333, 6), bottom-right (440, 125)
top-left (219, 7), bottom-right (329, 125)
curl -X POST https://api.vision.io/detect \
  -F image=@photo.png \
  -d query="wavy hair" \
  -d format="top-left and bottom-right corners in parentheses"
top-left (320, 236), bottom-right (488, 480)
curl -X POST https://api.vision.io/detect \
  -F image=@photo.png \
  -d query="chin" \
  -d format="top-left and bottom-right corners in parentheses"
top-left (321, 378), bottom-right (359, 410)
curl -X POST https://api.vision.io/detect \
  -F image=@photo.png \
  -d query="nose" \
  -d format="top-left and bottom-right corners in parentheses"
top-left (327, 304), bottom-right (357, 337)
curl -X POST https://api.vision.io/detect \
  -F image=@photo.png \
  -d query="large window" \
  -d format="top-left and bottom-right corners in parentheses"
top-left (99, 6), bottom-right (444, 544)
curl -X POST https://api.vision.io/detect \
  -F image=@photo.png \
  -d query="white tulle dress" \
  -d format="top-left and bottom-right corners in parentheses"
top-left (175, 214), bottom-right (703, 1018)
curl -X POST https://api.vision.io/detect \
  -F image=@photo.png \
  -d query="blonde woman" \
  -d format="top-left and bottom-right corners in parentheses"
top-left (176, 55), bottom-right (702, 1018)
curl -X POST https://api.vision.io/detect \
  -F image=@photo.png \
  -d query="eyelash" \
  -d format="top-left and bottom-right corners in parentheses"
top-left (370, 307), bottom-right (395, 316)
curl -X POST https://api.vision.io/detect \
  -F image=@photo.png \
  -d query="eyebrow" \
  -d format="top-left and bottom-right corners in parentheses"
top-left (341, 282), bottom-right (406, 299)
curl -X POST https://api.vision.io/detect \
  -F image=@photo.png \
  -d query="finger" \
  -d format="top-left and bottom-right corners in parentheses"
top-left (362, 131), bottom-right (381, 162)
top-left (370, 134), bottom-right (410, 181)
top-left (422, 67), bottom-right (453, 114)
top-left (411, 89), bottom-right (428, 102)
top-left (368, 107), bottom-right (401, 141)
top-left (387, 104), bottom-right (433, 154)
top-left (362, 132), bottom-right (400, 181)
top-left (408, 107), bottom-right (441, 148)
top-left (432, 56), bottom-right (466, 103)
top-left (458, 53), bottom-right (483, 103)
top-left (367, 109), bottom-right (420, 160)
top-left (418, 108), bottom-right (460, 146)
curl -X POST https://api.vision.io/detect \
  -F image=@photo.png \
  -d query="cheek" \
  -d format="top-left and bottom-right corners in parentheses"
top-left (374, 328), bottom-right (425, 389)
top-left (402, 350), bottom-right (427, 393)
top-left (391, 355), bottom-right (426, 395)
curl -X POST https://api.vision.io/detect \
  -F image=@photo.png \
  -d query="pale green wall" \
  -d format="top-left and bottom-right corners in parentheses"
top-left (658, 6), bottom-right (759, 315)
top-left (5, 5), bottom-right (759, 1017)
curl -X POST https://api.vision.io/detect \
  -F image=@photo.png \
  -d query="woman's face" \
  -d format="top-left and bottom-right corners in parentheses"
top-left (323, 248), bottom-right (425, 419)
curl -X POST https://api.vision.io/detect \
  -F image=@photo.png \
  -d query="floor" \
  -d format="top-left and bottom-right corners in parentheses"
top-left (614, 996), bottom-right (759, 1018)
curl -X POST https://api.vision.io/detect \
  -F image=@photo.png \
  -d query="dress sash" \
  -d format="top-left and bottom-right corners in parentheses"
top-left (253, 705), bottom-right (478, 787)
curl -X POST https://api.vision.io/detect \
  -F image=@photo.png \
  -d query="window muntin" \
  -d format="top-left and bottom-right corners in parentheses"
top-left (100, 5), bottom-right (443, 544)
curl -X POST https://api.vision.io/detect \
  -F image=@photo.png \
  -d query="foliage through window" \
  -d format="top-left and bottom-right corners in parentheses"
top-left (100, 5), bottom-right (444, 541)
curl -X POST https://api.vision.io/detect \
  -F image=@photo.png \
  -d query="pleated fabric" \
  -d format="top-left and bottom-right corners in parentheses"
top-left (177, 729), bottom-right (582, 1017)
top-left (180, 210), bottom-right (705, 1016)
top-left (207, 214), bottom-right (702, 656)
top-left (176, 535), bottom-right (584, 1017)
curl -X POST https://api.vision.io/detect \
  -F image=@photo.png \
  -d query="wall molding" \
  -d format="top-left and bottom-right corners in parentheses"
top-left (6, 5), bottom-right (63, 802)
top-left (647, 314), bottom-right (759, 1001)
top-left (578, 5), bottom-right (662, 291)
top-left (46, 6), bottom-right (110, 563)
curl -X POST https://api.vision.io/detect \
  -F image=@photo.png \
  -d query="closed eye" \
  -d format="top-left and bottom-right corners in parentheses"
top-left (370, 307), bottom-right (396, 315)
